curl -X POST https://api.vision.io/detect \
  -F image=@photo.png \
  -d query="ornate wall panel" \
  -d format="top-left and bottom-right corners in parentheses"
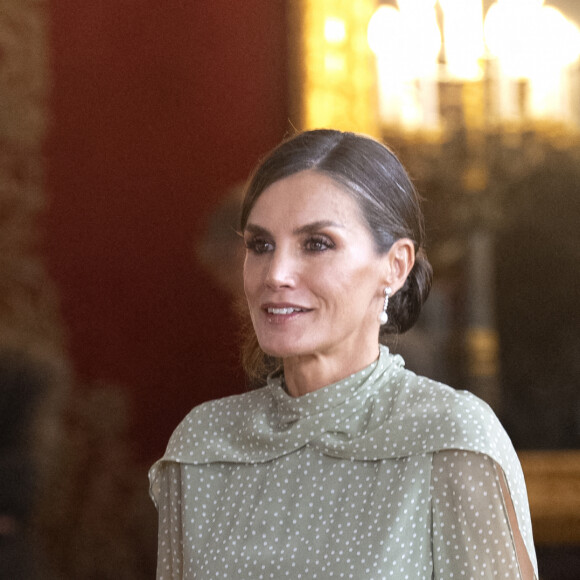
top-left (0, 0), bottom-right (66, 370)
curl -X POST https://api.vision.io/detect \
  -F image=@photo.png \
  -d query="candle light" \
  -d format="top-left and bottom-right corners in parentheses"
top-left (368, 1), bottom-right (441, 130)
top-left (439, 0), bottom-right (485, 80)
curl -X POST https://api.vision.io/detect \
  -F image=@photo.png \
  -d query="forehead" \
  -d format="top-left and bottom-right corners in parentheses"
top-left (247, 170), bottom-right (363, 226)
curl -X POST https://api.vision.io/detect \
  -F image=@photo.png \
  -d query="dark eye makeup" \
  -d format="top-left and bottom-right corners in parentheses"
top-left (304, 234), bottom-right (335, 252)
top-left (243, 222), bottom-right (338, 256)
top-left (244, 233), bottom-right (336, 255)
top-left (244, 236), bottom-right (273, 254)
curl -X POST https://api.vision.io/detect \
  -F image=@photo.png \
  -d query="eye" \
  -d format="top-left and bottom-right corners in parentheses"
top-left (244, 236), bottom-right (274, 254)
top-left (304, 235), bottom-right (335, 252)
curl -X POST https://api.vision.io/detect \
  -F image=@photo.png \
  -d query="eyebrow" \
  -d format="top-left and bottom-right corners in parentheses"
top-left (244, 220), bottom-right (345, 237)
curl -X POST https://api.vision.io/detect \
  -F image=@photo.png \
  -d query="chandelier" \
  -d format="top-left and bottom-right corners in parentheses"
top-left (290, 0), bottom-right (580, 136)
top-left (369, 0), bottom-right (580, 132)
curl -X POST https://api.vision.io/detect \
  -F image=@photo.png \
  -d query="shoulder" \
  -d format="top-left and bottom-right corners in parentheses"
top-left (388, 367), bottom-right (510, 456)
top-left (394, 367), bottom-right (496, 423)
top-left (395, 368), bottom-right (524, 474)
top-left (150, 391), bottom-right (270, 502)
top-left (155, 387), bottom-right (272, 463)
top-left (164, 387), bottom-right (270, 456)
top-left (179, 387), bottom-right (269, 426)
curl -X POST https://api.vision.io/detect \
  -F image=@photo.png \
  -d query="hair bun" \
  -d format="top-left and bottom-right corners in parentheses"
top-left (381, 248), bottom-right (433, 336)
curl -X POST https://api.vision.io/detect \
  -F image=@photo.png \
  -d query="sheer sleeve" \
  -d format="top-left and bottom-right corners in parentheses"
top-left (431, 449), bottom-right (537, 579)
top-left (151, 462), bottom-right (184, 580)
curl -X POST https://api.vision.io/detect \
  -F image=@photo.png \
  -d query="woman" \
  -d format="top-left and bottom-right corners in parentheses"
top-left (150, 129), bottom-right (537, 579)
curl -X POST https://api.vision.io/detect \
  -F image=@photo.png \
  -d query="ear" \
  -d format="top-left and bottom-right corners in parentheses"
top-left (382, 238), bottom-right (415, 294)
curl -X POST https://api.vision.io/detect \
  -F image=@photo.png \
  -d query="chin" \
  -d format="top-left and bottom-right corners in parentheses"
top-left (257, 336), bottom-right (307, 360)
top-left (260, 341), bottom-right (325, 363)
top-left (258, 343), bottom-right (294, 359)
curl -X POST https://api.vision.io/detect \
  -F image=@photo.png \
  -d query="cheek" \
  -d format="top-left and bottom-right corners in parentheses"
top-left (333, 264), bottom-right (381, 307)
top-left (242, 261), bottom-right (253, 295)
top-left (312, 267), bottom-right (363, 306)
top-left (243, 258), bottom-right (263, 299)
top-left (243, 274), bottom-right (255, 302)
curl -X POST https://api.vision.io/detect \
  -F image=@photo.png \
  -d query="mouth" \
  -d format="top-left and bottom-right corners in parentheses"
top-left (266, 306), bottom-right (308, 315)
top-left (260, 303), bottom-right (312, 322)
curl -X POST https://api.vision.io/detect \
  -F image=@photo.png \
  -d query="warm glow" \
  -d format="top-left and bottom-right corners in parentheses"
top-left (540, 7), bottom-right (580, 67)
top-left (439, 0), bottom-right (485, 79)
top-left (484, 0), bottom-right (541, 77)
top-left (397, 0), bottom-right (442, 79)
top-left (368, 3), bottom-right (441, 79)
top-left (367, 5), bottom-right (402, 57)
top-left (299, 0), bottom-right (378, 134)
top-left (368, 2), bottom-right (442, 129)
top-left (324, 53), bottom-right (346, 73)
top-left (484, 0), bottom-right (580, 121)
top-left (367, 0), bottom-right (580, 127)
top-left (398, 0), bottom-right (438, 9)
top-left (484, 0), bottom-right (580, 78)
top-left (324, 17), bottom-right (347, 44)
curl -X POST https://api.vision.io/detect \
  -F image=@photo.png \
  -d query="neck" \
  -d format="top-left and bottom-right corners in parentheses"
top-left (282, 345), bottom-right (381, 397)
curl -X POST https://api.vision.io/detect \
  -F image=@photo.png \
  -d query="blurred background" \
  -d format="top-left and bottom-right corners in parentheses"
top-left (0, 0), bottom-right (578, 578)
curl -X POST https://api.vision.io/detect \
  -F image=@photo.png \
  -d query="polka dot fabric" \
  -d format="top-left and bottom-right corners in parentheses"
top-left (150, 346), bottom-right (537, 579)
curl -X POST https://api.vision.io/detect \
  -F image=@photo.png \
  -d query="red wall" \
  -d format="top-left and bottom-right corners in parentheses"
top-left (45, 1), bottom-right (289, 461)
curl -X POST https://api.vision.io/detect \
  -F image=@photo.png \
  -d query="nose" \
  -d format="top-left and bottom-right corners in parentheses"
top-left (265, 248), bottom-right (296, 289)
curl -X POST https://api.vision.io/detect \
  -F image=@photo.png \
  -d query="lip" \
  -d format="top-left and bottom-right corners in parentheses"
top-left (261, 302), bottom-right (312, 321)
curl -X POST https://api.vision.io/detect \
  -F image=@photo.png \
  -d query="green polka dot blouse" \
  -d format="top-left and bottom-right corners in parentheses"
top-left (150, 346), bottom-right (537, 579)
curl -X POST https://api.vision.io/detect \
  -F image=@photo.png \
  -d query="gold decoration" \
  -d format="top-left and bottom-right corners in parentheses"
top-left (0, 0), bottom-right (64, 361)
top-left (288, 0), bottom-right (379, 135)
top-left (0, 0), bottom-right (70, 477)
top-left (519, 450), bottom-right (580, 545)
top-left (465, 326), bottom-right (499, 378)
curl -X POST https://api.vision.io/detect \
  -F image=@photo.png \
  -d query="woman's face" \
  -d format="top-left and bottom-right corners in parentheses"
top-left (243, 170), bottom-right (390, 368)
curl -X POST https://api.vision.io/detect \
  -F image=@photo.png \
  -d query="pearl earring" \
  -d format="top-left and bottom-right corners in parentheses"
top-left (379, 287), bottom-right (392, 325)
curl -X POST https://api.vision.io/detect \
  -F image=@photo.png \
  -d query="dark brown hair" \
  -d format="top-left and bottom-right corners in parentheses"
top-left (240, 129), bottom-right (432, 380)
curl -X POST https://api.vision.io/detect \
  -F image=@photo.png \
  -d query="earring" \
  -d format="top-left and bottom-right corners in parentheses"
top-left (379, 287), bottom-right (392, 325)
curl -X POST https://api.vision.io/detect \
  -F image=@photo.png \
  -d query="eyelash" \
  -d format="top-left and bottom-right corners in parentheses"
top-left (244, 237), bottom-right (273, 255)
top-left (244, 235), bottom-right (335, 254)
top-left (304, 235), bottom-right (335, 252)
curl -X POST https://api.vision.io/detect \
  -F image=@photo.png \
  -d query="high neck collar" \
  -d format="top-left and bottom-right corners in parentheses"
top-left (268, 345), bottom-right (397, 426)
